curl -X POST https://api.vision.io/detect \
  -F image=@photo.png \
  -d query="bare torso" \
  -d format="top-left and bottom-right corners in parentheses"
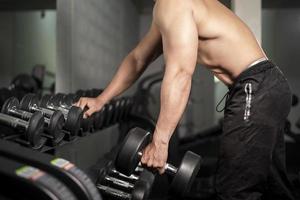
top-left (191, 0), bottom-right (266, 85)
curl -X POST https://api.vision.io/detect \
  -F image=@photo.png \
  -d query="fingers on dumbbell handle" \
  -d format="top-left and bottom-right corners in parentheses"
top-left (138, 160), bottom-right (177, 175)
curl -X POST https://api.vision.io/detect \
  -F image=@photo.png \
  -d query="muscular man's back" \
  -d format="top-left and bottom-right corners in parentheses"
top-left (192, 0), bottom-right (266, 85)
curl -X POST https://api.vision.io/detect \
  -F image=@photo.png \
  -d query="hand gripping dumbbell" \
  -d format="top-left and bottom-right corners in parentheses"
top-left (2, 97), bottom-right (65, 144)
top-left (38, 94), bottom-right (83, 137)
top-left (63, 93), bottom-right (109, 131)
top-left (115, 127), bottom-right (202, 197)
top-left (0, 109), bottom-right (44, 148)
top-left (52, 93), bottom-right (93, 133)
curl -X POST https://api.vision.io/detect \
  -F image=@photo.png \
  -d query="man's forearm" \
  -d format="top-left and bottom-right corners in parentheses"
top-left (97, 53), bottom-right (146, 103)
top-left (154, 70), bottom-right (192, 144)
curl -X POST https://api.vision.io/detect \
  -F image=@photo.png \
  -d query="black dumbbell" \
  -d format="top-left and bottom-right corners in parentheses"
top-left (2, 97), bottom-right (65, 144)
top-left (118, 98), bottom-right (127, 122)
top-left (97, 170), bottom-right (154, 200)
top-left (39, 94), bottom-right (83, 137)
top-left (97, 181), bottom-right (148, 200)
top-left (123, 98), bottom-right (134, 120)
top-left (110, 168), bottom-right (139, 183)
top-left (0, 110), bottom-right (44, 148)
top-left (111, 99), bottom-right (121, 125)
top-left (115, 127), bottom-right (202, 197)
top-left (92, 108), bottom-right (105, 130)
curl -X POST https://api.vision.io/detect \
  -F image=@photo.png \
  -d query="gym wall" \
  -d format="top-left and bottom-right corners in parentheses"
top-left (0, 11), bottom-right (56, 87)
top-left (55, 0), bottom-right (140, 170)
top-left (56, 0), bottom-right (139, 93)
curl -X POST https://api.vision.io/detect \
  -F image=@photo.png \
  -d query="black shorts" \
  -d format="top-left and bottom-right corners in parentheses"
top-left (215, 60), bottom-right (296, 200)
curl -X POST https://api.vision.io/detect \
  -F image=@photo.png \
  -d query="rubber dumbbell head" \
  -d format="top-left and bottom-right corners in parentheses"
top-left (97, 177), bottom-right (151, 200)
top-left (116, 127), bottom-right (202, 197)
top-left (115, 128), bottom-right (151, 176)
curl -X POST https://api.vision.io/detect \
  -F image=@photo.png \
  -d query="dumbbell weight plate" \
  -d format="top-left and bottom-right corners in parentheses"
top-left (115, 128), bottom-right (151, 176)
top-left (63, 94), bottom-right (80, 106)
top-left (19, 93), bottom-right (40, 111)
top-left (1, 96), bottom-right (19, 114)
top-left (131, 181), bottom-right (150, 200)
top-left (48, 110), bottom-right (65, 142)
top-left (51, 93), bottom-right (65, 106)
top-left (65, 106), bottom-right (83, 136)
top-left (93, 109), bottom-right (105, 130)
top-left (124, 98), bottom-right (133, 119)
top-left (118, 98), bottom-right (126, 122)
top-left (138, 169), bottom-right (155, 188)
top-left (40, 94), bottom-right (53, 108)
top-left (91, 89), bottom-right (103, 97)
top-left (103, 104), bottom-right (114, 127)
top-left (111, 100), bottom-right (121, 125)
top-left (27, 112), bottom-right (44, 148)
top-left (170, 151), bottom-right (202, 197)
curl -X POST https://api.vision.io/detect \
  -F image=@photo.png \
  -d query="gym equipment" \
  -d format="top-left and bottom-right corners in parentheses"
top-left (115, 127), bottom-right (202, 197)
top-left (97, 168), bottom-right (154, 200)
top-left (111, 99), bottom-right (124, 124)
top-left (0, 156), bottom-right (77, 200)
top-left (21, 94), bottom-right (82, 137)
top-left (98, 164), bottom-right (154, 192)
top-left (103, 103), bottom-right (115, 127)
top-left (110, 168), bottom-right (139, 183)
top-left (2, 97), bottom-right (65, 145)
top-left (0, 139), bottom-right (102, 200)
top-left (97, 181), bottom-right (149, 200)
top-left (0, 111), bottom-right (44, 149)
top-left (53, 93), bottom-right (93, 133)
top-left (123, 98), bottom-right (134, 119)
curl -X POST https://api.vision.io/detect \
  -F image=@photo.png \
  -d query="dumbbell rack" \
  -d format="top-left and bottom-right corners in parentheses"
top-left (0, 91), bottom-right (136, 155)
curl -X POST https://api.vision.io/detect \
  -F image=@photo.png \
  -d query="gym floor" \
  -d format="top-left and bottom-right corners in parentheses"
top-left (0, 0), bottom-right (299, 200)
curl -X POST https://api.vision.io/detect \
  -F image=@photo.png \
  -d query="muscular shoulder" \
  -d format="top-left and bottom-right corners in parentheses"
top-left (153, 0), bottom-right (193, 28)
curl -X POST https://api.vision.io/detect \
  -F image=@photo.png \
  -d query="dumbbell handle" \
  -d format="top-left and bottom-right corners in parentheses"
top-left (105, 175), bottom-right (134, 189)
top-left (111, 169), bottom-right (139, 181)
top-left (97, 184), bottom-right (131, 199)
top-left (45, 103), bottom-right (69, 119)
top-left (8, 108), bottom-right (33, 120)
top-left (138, 152), bottom-right (178, 175)
top-left (30, 104), bottom-right (54, 118)
top-left (0, 113), bottom-right (28, 129)
top-left (8, 107), bottom-right (51, 126)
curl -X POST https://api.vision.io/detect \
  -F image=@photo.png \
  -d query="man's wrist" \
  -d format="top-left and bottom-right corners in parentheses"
top-left (153, 131), bottom-right (170, 146)
top-left (96, 96), bottom-right (107, 106)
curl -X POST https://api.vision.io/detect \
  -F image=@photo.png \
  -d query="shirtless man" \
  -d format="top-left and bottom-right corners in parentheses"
top-left (76, 0), bottom-right (295, 199)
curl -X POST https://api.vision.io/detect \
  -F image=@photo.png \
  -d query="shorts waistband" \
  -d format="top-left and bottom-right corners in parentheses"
top-left (229, 59), bottom-right (275, 90)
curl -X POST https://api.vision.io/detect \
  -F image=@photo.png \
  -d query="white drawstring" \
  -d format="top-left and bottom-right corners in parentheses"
top-left (244, 83), bottom-right (252, 121)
